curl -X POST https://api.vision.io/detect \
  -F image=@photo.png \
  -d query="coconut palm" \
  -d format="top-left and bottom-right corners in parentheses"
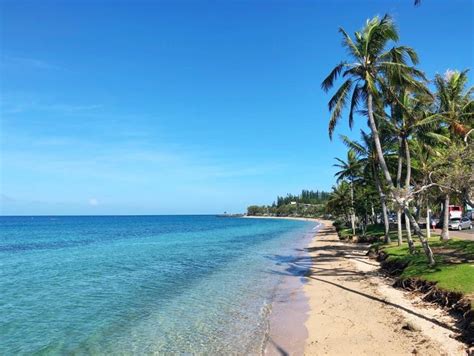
top-left (322, 14), bottom-right (424, 171)
top-left (323, 15), bottom-right (436, 265)
top-left (334, 150), bottom-right (362, 236)
top-left (326, 182), bottom-right (352, 222)
top-left (434, 69), bottom-right (474, 139)
top-left (341, 131), bottom-right (393, 243)
top-left (430, 70), bottom-right (474, 239)
top-left (383, 90), bottom-right (441, 247)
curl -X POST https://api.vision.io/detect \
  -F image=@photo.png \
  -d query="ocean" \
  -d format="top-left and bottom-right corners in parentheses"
top-left (0, 215), bottom-right (316, 354)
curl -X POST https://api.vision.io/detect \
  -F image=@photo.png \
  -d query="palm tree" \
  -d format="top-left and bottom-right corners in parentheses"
top-left (384, 91), bottom-right (440, 248)
top-left (434, 69), bottom-right (474, 139)
top-left (433, 69), bottom-right (473, 239)
top-left (341, 131), bottom-right (392, 243)
top-left (323, 15), bottom-right (436, 265)
top-left (334, 150), bottom-right (361, 236)
top-left (326, 182), bottom-right (352, 222)
top-left (410, 140), bottom-right (437, 238)
top-left (322, 15), bottom-right (424, 182)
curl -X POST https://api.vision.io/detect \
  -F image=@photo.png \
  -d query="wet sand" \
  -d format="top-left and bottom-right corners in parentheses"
top-left (264, 221), bottom-right (319, 355)
top-left (243, 216), bottom-right (320, 355)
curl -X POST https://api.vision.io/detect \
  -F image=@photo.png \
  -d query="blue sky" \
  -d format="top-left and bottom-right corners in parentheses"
top-left (1, 0), bottom-right (472, 215)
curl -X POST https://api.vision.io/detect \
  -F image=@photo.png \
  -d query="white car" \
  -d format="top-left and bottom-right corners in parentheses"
top-left (448, 217), bottom-right (473, 230)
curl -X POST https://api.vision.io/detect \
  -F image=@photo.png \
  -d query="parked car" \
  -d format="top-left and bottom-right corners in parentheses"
top-left (448, 217), bottom-right (472, 230)
top-left (465, 211), bottom-right (474, 220)
top-left (448, 205), bottom-right (463, 219)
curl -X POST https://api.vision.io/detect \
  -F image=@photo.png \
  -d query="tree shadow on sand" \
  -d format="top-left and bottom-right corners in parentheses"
top-left (265, 251), bottom-right (460, 334)
top-left (265, 337), bottom-right (289, 356)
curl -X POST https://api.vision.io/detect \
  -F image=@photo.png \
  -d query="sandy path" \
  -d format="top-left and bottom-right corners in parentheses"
top-left (303, 221), bottom-right (466, 356)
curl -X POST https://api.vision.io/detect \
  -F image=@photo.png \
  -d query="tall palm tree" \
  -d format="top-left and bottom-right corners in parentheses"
top-left (334, 150), bottom-right (361, 236)
top-left (410, 140), bottom-right (437, 239)
top-left (383, 91), bottom-right (439, 247)
top-left (322, 15), bottom-right (424, 182)
top-left (323, 15), bottom-right (435, 265)
top-left (433, 70), bottom-right (473, 239)
top-left (341, 131), bottom-right (392, 243)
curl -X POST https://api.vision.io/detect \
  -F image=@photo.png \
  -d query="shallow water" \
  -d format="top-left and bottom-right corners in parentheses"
top-left (0, 215), bottom-right (315, 354)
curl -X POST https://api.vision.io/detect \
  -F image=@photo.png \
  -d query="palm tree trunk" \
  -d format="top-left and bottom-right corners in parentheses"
top-left (404, 212), bottom-right (415, 253)
top-left (396, 138), bottom-right (403, 187)
top-left (397, 209), bottom-right (403, 246)
top-left (403, 138), bottom-right (415, 253)
top-left (381, 199), bottom-right (390, 243)
top-left (406, 212), bottom-right (436, 265)
top-left (373, 163), bottom-right (390, 243)
top-left (367, 94), bottom-right (394, 186)
top-left (367, 93), bottom-right (435, 265)
top-left (441, 193), bottom-right (450, 240)
top-left (350, 179), bottom-right (356, 236)
top-left (395, 137), bottom-right (404, 246)
top-left (404, 138), bottom-right (411, 188)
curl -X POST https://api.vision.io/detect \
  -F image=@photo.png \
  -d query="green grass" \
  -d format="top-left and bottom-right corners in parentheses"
top-left (336, 222), bottom-right (474, 307)
top-left (340, 223), bottom-right (413, 243)
top-left (338, 227), bottom-right (354, 239)
top-left (381, 237), bottom-right (474, 297)
top-left (337, 222), bottom-right (474, 311)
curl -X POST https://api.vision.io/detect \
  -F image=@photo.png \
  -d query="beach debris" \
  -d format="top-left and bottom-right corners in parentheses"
top-left (402, 321), bottom-right (421, 332)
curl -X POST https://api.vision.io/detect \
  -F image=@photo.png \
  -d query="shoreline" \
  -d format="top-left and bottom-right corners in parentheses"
top-left (264, 219), bottom-right (320, 355)
top-left (245, 216), bottom-right (467, 355)
top-left (242, 215), bottom-right (320, 355)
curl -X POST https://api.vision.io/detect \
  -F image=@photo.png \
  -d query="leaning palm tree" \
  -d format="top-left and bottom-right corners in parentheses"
top-left (322, 15), bottom-right (435, 265)
top-left (322, 15), bottom-right (428, 190)
top-left (334, 150), bottom-right (361, 236)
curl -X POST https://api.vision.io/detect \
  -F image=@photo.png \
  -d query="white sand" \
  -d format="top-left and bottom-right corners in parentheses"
top-left (303, 221), bottom-right (466, 355)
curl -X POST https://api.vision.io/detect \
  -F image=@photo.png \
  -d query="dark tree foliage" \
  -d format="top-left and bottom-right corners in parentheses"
top-left (247, 189), bottom-right (331, 217)
top-left (276, 190), bottom-right (331, 207)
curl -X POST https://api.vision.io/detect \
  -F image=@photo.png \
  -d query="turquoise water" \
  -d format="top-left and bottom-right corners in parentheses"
top-left (0, 215), bottom-right (315, 354)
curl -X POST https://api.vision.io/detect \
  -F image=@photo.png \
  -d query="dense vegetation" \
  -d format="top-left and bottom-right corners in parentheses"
top-left (322, 16), bottom-right (473, 335)
top-left (322, 15), bottom-right (473, 266)
top-left (247, 189), bottom-right (330, 217)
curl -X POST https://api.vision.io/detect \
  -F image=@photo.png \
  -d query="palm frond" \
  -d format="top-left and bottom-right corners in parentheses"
top-left (339, 134), bottom-right (367, 156)
top-left (322, 62), bottom-right (346, 92)
top-left (348, 84), bottom-right (362, 129)
top-left (339, 27), bottom-right (361, 59)
top-left (328, 79), bottom-right (353, 139)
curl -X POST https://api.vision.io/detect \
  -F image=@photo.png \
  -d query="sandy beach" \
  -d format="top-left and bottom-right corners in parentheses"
top-left (248, 217), bottom-right (468, 355)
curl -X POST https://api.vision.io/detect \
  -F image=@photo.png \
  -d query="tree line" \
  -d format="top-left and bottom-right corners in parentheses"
top-left (247, 189), bottom-right (331, 217)
top-left (276, 190), bottom-right (331, 207)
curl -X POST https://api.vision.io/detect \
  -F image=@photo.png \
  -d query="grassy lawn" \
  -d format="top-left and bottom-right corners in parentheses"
top-left (336, 223), bottom-right (474, 306)
top-left (382, 238), bottom-right (474, 297)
